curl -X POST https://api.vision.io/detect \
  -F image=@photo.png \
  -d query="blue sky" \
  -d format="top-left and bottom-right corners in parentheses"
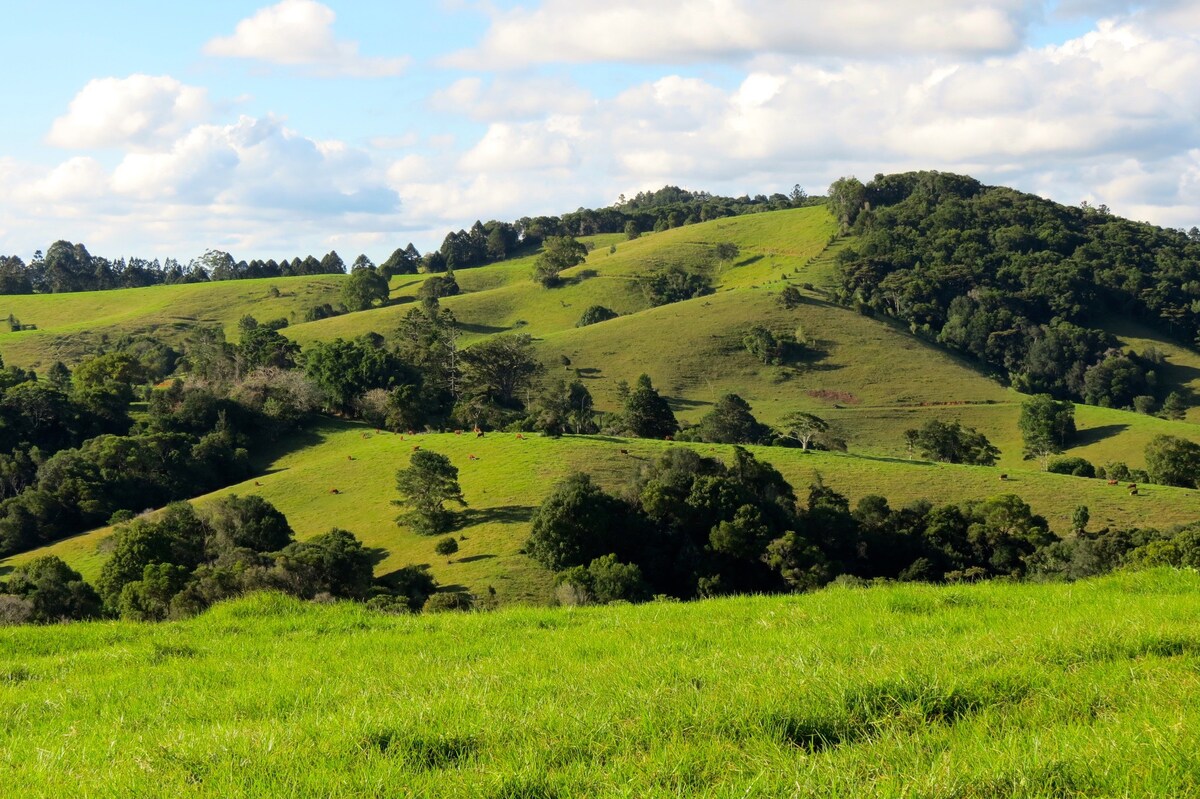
top-left (1, 0), bottom-right (1198, 262)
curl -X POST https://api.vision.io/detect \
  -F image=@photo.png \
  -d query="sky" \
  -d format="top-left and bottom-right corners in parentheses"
top-left (1, 0), bottom-right (1200, 262)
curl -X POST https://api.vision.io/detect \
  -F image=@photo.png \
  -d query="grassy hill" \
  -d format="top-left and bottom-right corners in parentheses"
top-left (2, 568), bottom-right (1198, 796)
top-left (10, 421), bottom-right (1200, 604)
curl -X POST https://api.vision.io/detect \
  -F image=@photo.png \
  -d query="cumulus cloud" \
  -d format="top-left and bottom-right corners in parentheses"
top-left (47, 75), bottom-right (211, 149)
top-left (205, 0), bottom-right (408, 77)
top-left (449, 0), bottom-right (1037, 67)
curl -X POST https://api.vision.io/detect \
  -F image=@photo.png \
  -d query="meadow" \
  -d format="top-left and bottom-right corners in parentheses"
top-left (1, 568), bottom-right (1199, 796)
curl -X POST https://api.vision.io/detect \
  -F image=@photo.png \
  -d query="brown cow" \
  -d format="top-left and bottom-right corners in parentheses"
top-left (1130, 488), bottom-right (1139, 496)
top-left (412, 445), bottom-right (421, 451)
top-left (330, 488), bottom-right (340, 494)
top-left (1107, 479), bottom-right (1119, 486)
top-left (999, 474), bottom-right (1008, 481)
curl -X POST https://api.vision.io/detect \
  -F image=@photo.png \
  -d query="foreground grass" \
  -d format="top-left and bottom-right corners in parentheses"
top-left (10, 423), bottom-right (1200, 603)
top-left (2, 569), bottom-right (1200, 797)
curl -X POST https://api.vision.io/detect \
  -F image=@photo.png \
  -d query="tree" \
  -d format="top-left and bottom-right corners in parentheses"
top-left (341, 267), bottom-right (390, 311)
top-left (394, 450), bottom-right (466, 535)
top-left (418, 274), bottom-right (459, 301)
top-left (303, 337), bottom-right (411, 412)
top-left (780, 412), bottom-right (830, 450)
top-left (624, 221), bottom-right (640, 240)
top-left (904, 419), bottom-right (999, 466)
top-left (459, 334), bottom-right (544, 408)
top-left (1163, 391), bottom-right (1188, 421)
top-left (1144, 435), bottom-right (1200, 488)
top-left (689, 394), bottom-right (772, 444)
top-left (622, 374), bottom-right (678, 439)
top-left (1072, 505), bottom-right (1090, 534)
top-left (380, 244), bottom-right (420, 278)
top-left (434, 537), bottom-right (459, 558)
top-left (205, 494), bottom-right (294, 554)
top-left (2, 555), bottom-right (101, 622)
top-left (713, 242), bottom-right (739, 262)
top-left (276, 528), bottom-right (375, 599)
top-left (527, 473), bottom-right (630, 570)
top-left (532, 236), bottom-right (588, 287)
top-left (1018, 394), bottom-right (1076, 466)
top-left (319, 250), bottom-right (346, 274)
top-left (532, 379), bottom-right (595, 436)
top-left (576, 305), bottom-right (619, 327)
top-left (778, 286), bottom-right (803, 309)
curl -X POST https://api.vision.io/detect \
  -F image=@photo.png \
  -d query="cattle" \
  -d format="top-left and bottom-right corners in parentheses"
top-left (620, 449), bottom-right (629, 455)
top-left (516, 433), bottom-right (525, 440)
top-left (347, 455), bottom-right (355, 461)
top-left (412, 445), bottom-right (421, 451)
top-left (1128, 483), bottom-right (1137, 490)
top-left (477, 431), bottom-right (485, 438)
top-left (1107, 479), bottom-right (1119, 486)
top-left (455, 430), bottom-right (463, 436)
top-left (999, 474), bottom-right (1008, 481)
top-left (468, 454), bottom-right (479, 461)
top-left (254, 481), bottom-right (262, 487)
top-left (330, 488), bottom-right (340, 494)
top-left (1130, 488), bottom-right (1139, 496)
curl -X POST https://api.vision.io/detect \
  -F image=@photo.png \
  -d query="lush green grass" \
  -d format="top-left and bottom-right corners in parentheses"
top-left (2, 569), bottom-right (1200, 796)
top-left (0, 275), bottom-right (347, 368)
top-left (10, 424), bottom-right (1200, 603)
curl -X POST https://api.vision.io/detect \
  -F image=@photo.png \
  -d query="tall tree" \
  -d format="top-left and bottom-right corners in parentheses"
top-left (1018, 394), bottom-right (1076, 467)
top-left (394, 450), bottom-right (466, 535)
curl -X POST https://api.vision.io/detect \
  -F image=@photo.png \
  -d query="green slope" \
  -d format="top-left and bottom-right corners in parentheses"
top-left (0, 275), bottom-right (350, 368)
top-left (10, 422), bottom-right (1200, 604)
top-left (1, 569), bottom-right (1199, 796)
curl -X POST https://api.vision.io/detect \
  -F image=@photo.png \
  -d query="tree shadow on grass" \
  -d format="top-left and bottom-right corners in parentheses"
top-left (667, 396), bottom-right (712, 412)
top-left (455, 554), bottom-right (496, 563)
top-left (457, 322), bottom-right (509, 334)
top-left (1074, 423), bottom-right (1129, 447)
top-left (459, 505), bottom-right (534, 527)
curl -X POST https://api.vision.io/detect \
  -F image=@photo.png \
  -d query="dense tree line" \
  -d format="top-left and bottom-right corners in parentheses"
top-left (526, 448), bottom-right (1059, 603)
top-left (831, 171), bottom-right (1200, 410)
top-left (0, 242), bottom-right (364, 294)
top-left (0, 185), bottom-right (819, 295)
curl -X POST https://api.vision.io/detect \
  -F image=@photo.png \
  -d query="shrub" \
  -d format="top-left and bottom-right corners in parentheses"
top-left (423, 591), bottom-right (474, 613)
top-left (576, 305), bottom-right (619, 327)
top-left (1047, 456), bottom-right (1096, 478)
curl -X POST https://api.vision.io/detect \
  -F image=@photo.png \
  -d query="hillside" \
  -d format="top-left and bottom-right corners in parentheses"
top-left (1, 569), bottom-right (1198, 796)
top-left (10, 421), bottom-right (1200, 604)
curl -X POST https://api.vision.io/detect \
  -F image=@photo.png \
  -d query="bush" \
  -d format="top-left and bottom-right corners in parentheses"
top-left (1047, 456), bottom-right (1096, 478)
top-left (423, 591), bottom-right (474, 613)
top-left (434, 537), bottom-right (459, 557)
top-left (576, 305), bottom-right (619, 327)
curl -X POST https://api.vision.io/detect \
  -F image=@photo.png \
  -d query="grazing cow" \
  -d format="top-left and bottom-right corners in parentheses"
top-left (1107, 479), bottom-right (1119, 486)
top-left (516, 434), bottom-right (525, 440)
top-left (468, 454), bottom-right (479, 461)
top-left (1128, 483), bottom-right (1137, 490)
top-left (664, 435), bottom-right (673, 441)
top-left (330, 488), bottom-right (340, 494)
top-left (347, 455), bottom-right (355, 461)
top-left (412, 445), bottom-right (421, 451)
top-left (620, 449), bottom-right (628, 455)
top-left (254, 481), bottom-right (262, 487)
top-left (455, 430), bottom-right (462, 435)
top-left (477, 431), bottom-right (485, 438)
top-left (408, 430), bottom-right (416, 436)
top-left (999, 474), bottom-right (1008, 481)
top-left (1130, 488), bottom-right (1139, 496)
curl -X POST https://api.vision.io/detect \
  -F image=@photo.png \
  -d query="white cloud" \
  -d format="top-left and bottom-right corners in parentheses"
top-left (48, 75), bottom-right (211, 149)
top-left (205, 0), bottom-right (408, 77)
top-left (449, 0), bottom-right (1037, 68)
top-left (430, 76), bottom-right (594, 121)
top-left (459, 119), bottom-right (584, 172)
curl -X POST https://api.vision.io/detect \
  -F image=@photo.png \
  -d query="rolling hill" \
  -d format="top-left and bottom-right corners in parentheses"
top-left (4, 202), bottom-right (1200, 600)
top-left (9, 420), bottom-right (1200, 604)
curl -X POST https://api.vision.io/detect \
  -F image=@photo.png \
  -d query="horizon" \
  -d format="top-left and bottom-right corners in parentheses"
top-left (2, 1), bottom-right (1199, 261)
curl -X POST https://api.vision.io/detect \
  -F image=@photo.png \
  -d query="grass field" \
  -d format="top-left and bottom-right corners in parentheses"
top-left (9, 422), bottom-right (1200, 604)
top-left (2, 568), bottom-right (1199, 796)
